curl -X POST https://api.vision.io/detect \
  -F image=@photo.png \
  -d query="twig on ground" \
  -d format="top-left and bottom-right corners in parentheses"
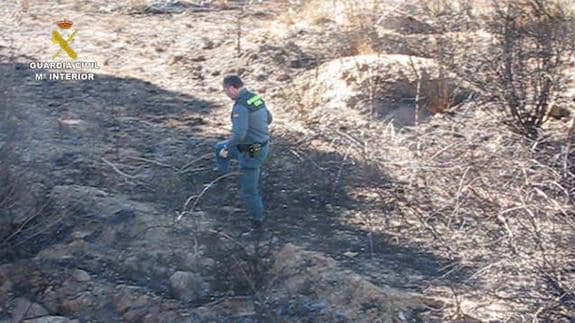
top-left (332, 145), bottom-right (353, 192)
top-left (0, 202), bottom-right (50, 245)
top-left (126, 156), bottom-right (177, 169)
top-left (179, 153), bottom-right (212, 173)
top-left (290, 149), bottom-right (327, 171)
top-left (101, 157), bottom-right (143, 180)
top-left (289, 149), bottom-right (304, 161)
top-left (177, 171), bottom-right (240, 221)
top-left (180, 166), bottom-right (210, 175)
top-left (208, 229), bottom-right (247, 250)
top-left (448, 166), bottom-right (472, 228)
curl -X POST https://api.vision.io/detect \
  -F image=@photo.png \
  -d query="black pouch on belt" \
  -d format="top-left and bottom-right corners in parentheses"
top-left (247, 144), bottom-right (261, 158)
top-left (237, 143), bottom-right (261, 157)
top-left (237, 144), bottom-right (249, 152)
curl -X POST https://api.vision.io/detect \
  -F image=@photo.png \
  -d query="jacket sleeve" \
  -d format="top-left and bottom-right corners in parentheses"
top-left (266, 107), bottom-right (273, 125)
top-left (226, 103), bottom-right (249, 149)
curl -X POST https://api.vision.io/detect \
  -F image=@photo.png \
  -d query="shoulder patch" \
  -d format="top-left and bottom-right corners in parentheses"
top-left (233, 113), bottom-right (240, 118)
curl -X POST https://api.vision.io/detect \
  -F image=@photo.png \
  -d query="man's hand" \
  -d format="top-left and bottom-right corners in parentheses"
top-left (219, 148), bottom-right (229, 159)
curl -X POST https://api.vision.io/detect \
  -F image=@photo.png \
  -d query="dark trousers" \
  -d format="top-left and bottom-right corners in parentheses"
top-left (214, 140), bottom-right (270, 221)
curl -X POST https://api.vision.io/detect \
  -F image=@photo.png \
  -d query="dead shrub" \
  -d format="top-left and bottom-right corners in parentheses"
top-left (0, 69), bottom-right (69, 261)
top-left (0, 145), bottom-right (60, 261)
top-left (366, 106), bottom-right (575, 320)
top-left (430, 0), bottom-right (575, 138)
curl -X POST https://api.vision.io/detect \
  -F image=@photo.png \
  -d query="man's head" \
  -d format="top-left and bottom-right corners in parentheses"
top-left (223, 75), bottom-right (244, 100)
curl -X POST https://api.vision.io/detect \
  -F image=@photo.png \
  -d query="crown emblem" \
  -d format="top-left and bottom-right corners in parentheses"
top-left (56, 19), bottom-right (73, 29)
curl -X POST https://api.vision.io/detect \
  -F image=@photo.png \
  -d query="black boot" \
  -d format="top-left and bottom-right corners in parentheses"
top-left (251, 219), bottom-right (264, 231)
top-left (241, 219), bottom-right (264, 239)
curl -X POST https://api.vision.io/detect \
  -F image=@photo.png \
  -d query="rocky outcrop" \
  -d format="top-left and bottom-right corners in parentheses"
top-left (10, 297), bottom-right (49, 322)
top-left (268, 243), bottom-right (445, 322)
top-left (169, 271), bottom-right (210, 303)
top-left (21, 316), bottom-right (80, 323)
top-left (50, 185), bottom-right (157, 224)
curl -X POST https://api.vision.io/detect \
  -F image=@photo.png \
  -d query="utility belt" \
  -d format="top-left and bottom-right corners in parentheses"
top-left (237, 140), bottom-right (269, 157)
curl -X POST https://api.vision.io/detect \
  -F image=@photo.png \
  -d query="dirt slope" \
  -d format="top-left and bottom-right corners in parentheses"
top-left (1, 1), bottom-right (574, 322)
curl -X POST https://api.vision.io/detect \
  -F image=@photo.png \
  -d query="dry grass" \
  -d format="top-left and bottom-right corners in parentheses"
top-left (272, 1), bottom-right (575, 317)
top-left (351, 106), bottom-right (575, 320)
top-left (423, 0), bottom-right (575, 138)
top-left (279, 39), bottom-right (573, 317)
top-left (0, 65), bottom-right (68, 260)
top-left (0, 145), bottom-right (65, 260)
top-left (278, 0), bottom-right (397, 56)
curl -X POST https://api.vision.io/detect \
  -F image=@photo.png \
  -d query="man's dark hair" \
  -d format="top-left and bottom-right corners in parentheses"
top-left (223, 75), bottom-right (243, 88)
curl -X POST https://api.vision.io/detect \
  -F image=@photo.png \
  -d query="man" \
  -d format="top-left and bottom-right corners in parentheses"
top-left (214, 75), bottom-right (272, 232)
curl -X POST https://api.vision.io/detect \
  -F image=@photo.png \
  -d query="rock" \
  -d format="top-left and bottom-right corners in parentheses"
top-left (123, 306), bottom-right (149, 323)
top-left (11, 297), bottom-right (49, 321)
top-left (343, 251), bottom-right (358, 258)
top-left (236, 67), bottom-right (247, 76)
top-left (60, 292), bottom-right (96, 314)
top-left (381, 16), bottom-right (436, 34)
top-left (56, 118), bottom-right (94, 134)
top-left (70, 230), bottom-right (93, 240)
top-left (189, 55), bottom-right (206, 62)
top-left (269, 244), bottom-right (445, 322)
top-left (200, 38), bottom-right (215, 50)
top-left (0, 279), bottom-right (13, 303)
top-left (71, 269), bottom-right (91, 282)
top-left (112, 285), bottom-right (156, 323)
top-left (21, 316), bottom-right (79, 323)
top-left (40, 287), bottom-right (59, 314)
top-left (193, 296), bottom-right (255, 319)
top-left (141, 0), bottom-right (185, 14)
top-left (156, 311), bottom-right (182, 322)
top-left (169, 271), bottom-right (209, 303)
top-left (50, 185), bottom-right (156, 222)
top-left (182, 253), bottom-right (216, 272)
top-left (200, 258), bottom-right (216, 270)
top-left (549, 104), bottom-right (571, 119)
top-left (113, 287), bottom-right (137, 314)
top-left (169, 55), bottom-right (184, 65)
top-left (35, 241), bottom-right (86, 261)
top-left (141, 305), bottom-right (162, 323)
top-left (120, 252), bottom-right (171, 286)
top-left (276, 74), bottom-right (291, 82)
